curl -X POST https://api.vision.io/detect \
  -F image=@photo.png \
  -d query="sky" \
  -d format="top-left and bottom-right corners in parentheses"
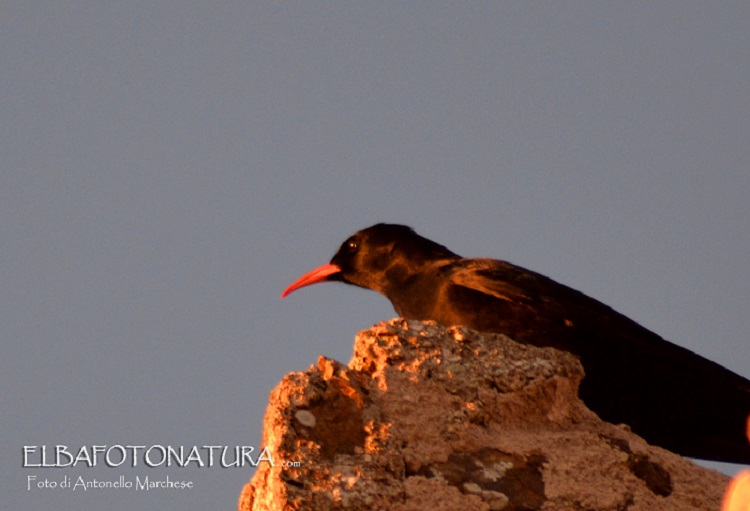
top-left (2, 2), bottom-right (749, 510)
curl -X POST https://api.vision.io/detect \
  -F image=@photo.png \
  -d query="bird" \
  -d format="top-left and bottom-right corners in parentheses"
top-left (281, 223), bottom-right (750, 464)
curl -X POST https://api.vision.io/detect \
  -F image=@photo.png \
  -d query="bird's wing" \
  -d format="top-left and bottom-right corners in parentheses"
top-left (443, 257), bottom-right (633, 335)
top-left (444, 258), bottom-right (553, 305)
top-left (448, 258), bottom-right (750, 383)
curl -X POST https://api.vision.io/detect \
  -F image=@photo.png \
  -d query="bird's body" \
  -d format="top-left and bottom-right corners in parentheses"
top-left (282, 223), bottom-right (750, 464)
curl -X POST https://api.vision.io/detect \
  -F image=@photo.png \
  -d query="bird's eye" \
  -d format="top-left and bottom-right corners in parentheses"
top-left (346, 239), bottom-right (359, 251)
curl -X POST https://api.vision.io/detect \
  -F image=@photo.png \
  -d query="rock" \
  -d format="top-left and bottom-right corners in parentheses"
top-left (238, 319), bottom-right (728, 511)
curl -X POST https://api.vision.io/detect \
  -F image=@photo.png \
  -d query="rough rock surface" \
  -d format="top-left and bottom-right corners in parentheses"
top-left (238, 319), bottom-right (728, 511)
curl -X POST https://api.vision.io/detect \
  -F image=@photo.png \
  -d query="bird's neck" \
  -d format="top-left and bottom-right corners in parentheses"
top-left (381, 259), bottom-right (453, 321)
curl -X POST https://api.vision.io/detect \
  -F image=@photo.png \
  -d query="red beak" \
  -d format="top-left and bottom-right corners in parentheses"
top-left (281, 263), bottom-right (342, 298)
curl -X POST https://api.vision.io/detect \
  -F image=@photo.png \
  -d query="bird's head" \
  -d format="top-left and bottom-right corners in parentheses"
top-left (281, 223), bottom-right (458, 298)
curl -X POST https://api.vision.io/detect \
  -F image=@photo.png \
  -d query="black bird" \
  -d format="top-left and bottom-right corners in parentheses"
top-left (282, 223), bottom-right (750, 464)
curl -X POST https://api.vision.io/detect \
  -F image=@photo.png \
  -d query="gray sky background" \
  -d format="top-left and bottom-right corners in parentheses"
top-left (2, 3), bottom-right (749, 510)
